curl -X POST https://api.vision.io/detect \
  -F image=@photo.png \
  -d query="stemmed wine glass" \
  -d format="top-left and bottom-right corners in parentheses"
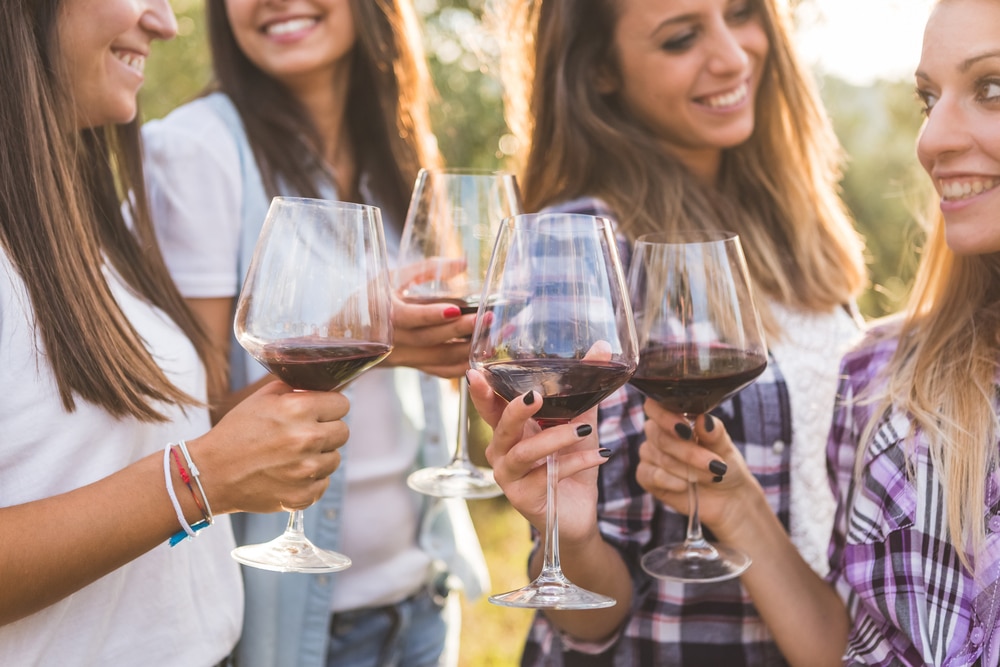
top-left (470, 212), bottom-right (638, 609)
top-left (233, 197), bottom-right (393, 573)
top-left (396, 168), bottom-right (523, 499)
top-left (627, 231), bottom-right (767, 583)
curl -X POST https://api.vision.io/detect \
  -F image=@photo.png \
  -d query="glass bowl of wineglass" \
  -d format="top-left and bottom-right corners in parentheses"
top-left (470, 212), bottom-right (638, 609)
top-left (396, 168), bottom-right (523, 499)
top-left (233, 196), bottom-right (393, 573)
top-left (627, 230), bottom-right (767, 583)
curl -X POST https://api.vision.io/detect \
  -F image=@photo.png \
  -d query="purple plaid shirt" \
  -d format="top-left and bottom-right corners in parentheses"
top-left (826, 326), bottom-right (1000, 666)
top-left (521, 198), bottom-right (794, 666)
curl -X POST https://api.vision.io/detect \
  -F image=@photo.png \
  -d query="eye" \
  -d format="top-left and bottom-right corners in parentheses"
top-left (727, 1), bottom-right (756, 24)
top-left (916, 88), bottom-right (938, 116)
top-left (976, 78), bottom-right (1000, 103)
top-left (661, 31), bottom-right (697, 53)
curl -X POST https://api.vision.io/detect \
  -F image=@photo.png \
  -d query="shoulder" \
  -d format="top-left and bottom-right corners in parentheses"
top-left (839, 316), bottom-right (902, 382)
top-left (142, 94), bottom-right (240, 162)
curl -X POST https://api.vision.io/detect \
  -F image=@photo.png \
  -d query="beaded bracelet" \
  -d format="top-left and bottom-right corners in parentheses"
top-left (164, 442), bottom-right (210, 547)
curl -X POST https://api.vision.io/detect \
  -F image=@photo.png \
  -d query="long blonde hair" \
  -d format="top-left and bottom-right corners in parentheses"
top-left (497, 0), bottom-right (866, 335)
top-left (863, 211), bottom-right (1000, 572)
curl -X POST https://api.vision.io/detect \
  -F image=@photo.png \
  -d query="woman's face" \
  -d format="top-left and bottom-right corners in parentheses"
top-left (916, 0), bottom-right (1000, 256)
top-left (224, 0), bottom-right (357, 91)
top-left (57, 0), bottom-right (176, 128)
top-left (602, 0), bottom-right (770, 182)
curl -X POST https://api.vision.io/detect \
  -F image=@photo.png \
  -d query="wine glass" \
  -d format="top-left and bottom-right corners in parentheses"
top-left (396, 168), bottom-right (523, 499)
top-left (627, 231), bottom-right (767, 583)
top-left (470, 212), bottom-right (638, 609)
top-left (232, 196), bottom-right (393, 573)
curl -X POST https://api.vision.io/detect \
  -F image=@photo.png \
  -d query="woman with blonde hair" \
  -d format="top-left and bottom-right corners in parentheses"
top-left (468, 0), bottom-right (866, 663)
top-left (143, 1), bottom-right (488, 665)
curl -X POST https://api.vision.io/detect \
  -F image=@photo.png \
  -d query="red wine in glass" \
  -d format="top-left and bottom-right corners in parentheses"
top-left (258, 338), bottom-right (392, 392)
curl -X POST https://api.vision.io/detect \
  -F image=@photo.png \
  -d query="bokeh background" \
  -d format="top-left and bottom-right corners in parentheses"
top-left (142, 1), bottom-right (934, 664)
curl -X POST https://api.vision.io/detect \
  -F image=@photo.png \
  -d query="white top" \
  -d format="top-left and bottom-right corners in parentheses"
top-left (143, 102), bottom-right (430, 611)
top-left (0, 250), bottom-right (242, 665)
top-left (768, 302), bottom-right (863, 576)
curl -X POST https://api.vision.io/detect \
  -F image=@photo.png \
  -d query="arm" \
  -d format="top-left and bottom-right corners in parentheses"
top-left (467, 370), bottom-right (634, 641)
top-left (0, 381), bottom-right (348, 626)
top-left (636, 400), bottom-right (848, 666)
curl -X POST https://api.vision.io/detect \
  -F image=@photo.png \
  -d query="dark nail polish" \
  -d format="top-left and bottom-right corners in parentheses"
top-left (674, 422), bottom-right (693, 440)
top-left (709, 460), bottom-right (728, 476)
top-left (598, 448), bottom-right (612, 458)
top-left (712, 475), bottom-right (724, 483)
top-left (523, 391), bottom-right (535, 405)
top-left (576, 424), bottom-right (593, 437)
top-left (704, 414), bottom-right (715, 432)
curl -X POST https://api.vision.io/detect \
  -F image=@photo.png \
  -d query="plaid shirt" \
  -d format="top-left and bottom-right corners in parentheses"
top-left (826, 327), bottom-right (1000, 666)
top-left (522, 198), bottom-right (794, 666)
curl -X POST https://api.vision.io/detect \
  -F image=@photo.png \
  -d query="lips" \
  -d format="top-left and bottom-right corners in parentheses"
top-left (697, 81), bottom-right (749, 110)
top-left (264, 17), bottom-right (319, 36)
top-left (939, 177), bottom-right (1000, 201)
top-left (112, 49), bottom-right (145, 74)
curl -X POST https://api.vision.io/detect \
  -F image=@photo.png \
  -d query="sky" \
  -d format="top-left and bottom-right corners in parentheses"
top-left (793, 0), bottom-right (937, 85)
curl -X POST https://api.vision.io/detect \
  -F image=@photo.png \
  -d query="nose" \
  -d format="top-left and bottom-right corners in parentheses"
top-left (140, 0), bottom-right (179, 41)
top-left (706, 21), bottom-right (750, 76)
top-left (917, 93), bottom-right (972, 166)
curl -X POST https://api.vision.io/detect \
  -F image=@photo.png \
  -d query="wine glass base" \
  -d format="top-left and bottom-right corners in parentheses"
top-left (489, 579), bottom-right (617, 610)
top-left (231, 535), bottom-right (352, 574)
top-left (640, 542), bottom-right (751, 583)
top-left (407, 463), bottom-right (503, 499)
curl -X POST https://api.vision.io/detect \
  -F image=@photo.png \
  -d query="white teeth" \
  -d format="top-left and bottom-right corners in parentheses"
top-left (940, 178), bottom-right (1000, 201)
top-left (266, 17), bottom-right (317, 36)
top-left (113, 51), bottom-right (145, 74)
top-left (701, 82), bottom-right (748, 109)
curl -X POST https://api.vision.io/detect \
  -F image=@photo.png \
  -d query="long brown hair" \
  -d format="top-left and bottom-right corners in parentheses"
top-left (0, 0), bottom-right (222, 421)
top-left (206, 0), bottom-right (439, 227)
top-left (499, 0), bottom-right (866, 333)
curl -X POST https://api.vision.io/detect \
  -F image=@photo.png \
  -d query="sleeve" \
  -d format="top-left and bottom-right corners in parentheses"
top-left (143, 103), bottom-right (245, 299)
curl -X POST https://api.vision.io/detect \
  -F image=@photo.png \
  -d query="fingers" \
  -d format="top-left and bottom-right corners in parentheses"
top-left (641, 399), bottom-right (730, 484)
top-left (466, 369), bottom-right (507, 428)
top-left (392, 295), bottom-right (475, 333)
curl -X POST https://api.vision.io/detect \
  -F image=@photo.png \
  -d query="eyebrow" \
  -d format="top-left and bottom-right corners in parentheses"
top-left (916, 50), bottom-right (1000, 80)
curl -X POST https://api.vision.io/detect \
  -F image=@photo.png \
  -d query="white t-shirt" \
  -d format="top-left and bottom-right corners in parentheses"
top-left (0, 250), bottom-right (243, 665)
top-left (143, 102), bottom-right (429, 612)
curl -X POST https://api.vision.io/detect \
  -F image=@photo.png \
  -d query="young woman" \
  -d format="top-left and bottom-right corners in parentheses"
top-left (635, 0), bottom-right (1000, 664)
top-left (0, 0), bottom-right (348, 664)
top-left (468, 0), bottom-right (867, 663)
top-left (142, 1), bottom-right (488, 665)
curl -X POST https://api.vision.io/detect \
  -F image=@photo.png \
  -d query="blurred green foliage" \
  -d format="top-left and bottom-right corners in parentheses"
top-left (142, 0), bottom-right (929, 320)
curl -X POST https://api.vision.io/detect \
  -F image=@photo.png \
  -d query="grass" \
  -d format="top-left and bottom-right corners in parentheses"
top-left (457, 497), bottom-right (536, 666)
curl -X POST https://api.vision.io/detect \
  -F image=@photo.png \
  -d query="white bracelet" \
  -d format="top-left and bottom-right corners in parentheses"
top-left (177, 440), bottom-right (214, 524)
top-left (164, 442), bottom-right (197, 539)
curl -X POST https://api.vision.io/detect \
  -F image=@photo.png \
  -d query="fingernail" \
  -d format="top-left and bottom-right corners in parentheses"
top-left (523, 391), bottom-right (535, 405)
top-left (704, 414), bottom-right (715, 432)
top-left (576, 424), bottom-right (593, 437)
top-left (712, 475), bottom-right (724, 483)
top-left (598, 447), bottom-right (612, 458)
top-left (443, 306), bottom-right (462, 319)
top-left (674, 422), bottom-right (693, 440)
top-left (709, 460), bottom-right (728, 476)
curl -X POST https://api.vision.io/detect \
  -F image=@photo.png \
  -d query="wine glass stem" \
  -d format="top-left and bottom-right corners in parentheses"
top-left (449, 376), bottom-right (473, 465)
top-left (539, 453), bottom-right (564, 580)
top-left (284, 510), bottom-right (307, 539)
top-left (683, 415), bottom-right (708, 547)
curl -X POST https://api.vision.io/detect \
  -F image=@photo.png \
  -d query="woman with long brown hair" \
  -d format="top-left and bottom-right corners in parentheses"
top-left (467, 0), bottom-right (867, 663)
top-left (143, 1), bottom-right (488, 665)
top-left (0, 0), bottom-right (348, 663)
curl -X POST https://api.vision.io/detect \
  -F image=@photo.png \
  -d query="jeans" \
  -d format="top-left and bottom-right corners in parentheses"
top-left (326, 585), bottom-right (449, 667)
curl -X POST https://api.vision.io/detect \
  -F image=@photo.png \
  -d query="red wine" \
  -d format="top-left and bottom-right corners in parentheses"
top-left (629, 344), bottom-right (767, 415)
top-left (481, 358), bottom-right (635, 429)
top-left (256, 338), bottom-right (391, 391)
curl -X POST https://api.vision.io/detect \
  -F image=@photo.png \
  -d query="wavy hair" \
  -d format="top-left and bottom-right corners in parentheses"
top-left (498, 0), bottom-right (866, 335)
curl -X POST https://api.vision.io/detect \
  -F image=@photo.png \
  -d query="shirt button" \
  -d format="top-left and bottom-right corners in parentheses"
top-left (325, 508), bottom-right (338, 521)
top-left (772, 440), bottom-right (786, 454)
top-left (989, 516), bottom-right (1000, 533)
top-left (971, 626), bottom-right (985, 645)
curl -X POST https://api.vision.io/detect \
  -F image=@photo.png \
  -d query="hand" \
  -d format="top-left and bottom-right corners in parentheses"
top-left (466, 369), bottom-right (609, 544)
top-left (381, 294), bottom-right (475, 378)
top-left (187, 381), bottom-right (350, 515)
top-left (636, 399), bottom-right (762, 541)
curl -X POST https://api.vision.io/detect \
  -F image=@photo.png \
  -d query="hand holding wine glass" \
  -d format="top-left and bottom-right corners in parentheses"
top-left (395, 168), bottom-right (523, 499)
top-left (627, 231), bottom-right (767, 583)
top-left (470, 212), bottom-right (638, 609)
top-left (232, 196), bottom-right (393, 573)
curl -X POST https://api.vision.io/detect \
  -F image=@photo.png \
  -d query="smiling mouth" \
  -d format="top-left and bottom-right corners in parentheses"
top-left (697, 82), bottom-right (749, 109)
top-left (265, 17), bottom-right (319, 36)
top-left (940, 177), bottom-right (1000, 201)
top-left (112, 50), bottom-right (145, 74)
